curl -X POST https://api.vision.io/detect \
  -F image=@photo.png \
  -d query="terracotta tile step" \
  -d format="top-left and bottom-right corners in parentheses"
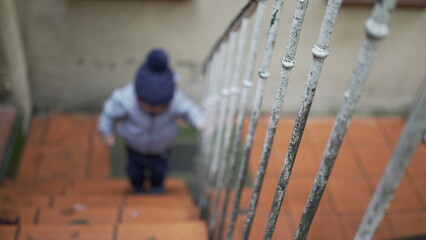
top-left (66, 178), bottom-right (188, 195)
top-left (43, 114), bottom-right (93, 148)
top-left (0, 179), bottom-right (71, 195)
top-left (12, 221), bottom-right (208, 240)
top-left (0, 195), bottom-right (198, 225)
top-left (36, 205), bottom-right (200, 225)
top-left (52, 195), bottom-right (123, 209)
top-left (0, 225), bottom-right (17, 240)
top-left (217, 213), bottom-right (292, 240)
top-left (0, 197), bottom-right (43, 225)
top-left (0, 206), bottom-right (38, 224)
top-left (38, 207), bottom-right (119, 225)
top-left (1, 178), bottom-right (188, 195)
top-left (18, 224), bottom-right (114, 240)
top-left (211, 187), bottom-right (278, 214)
top-left (121, 206), bottom-right (200, 223)
top-left (52, 193), bottom-right (195, 208)
top-left (126, 194), bottom-right (195, 207)
top-left (0, 192), bottom-right (51, 208)
top-left (117, 221), bottom-right (208, 240)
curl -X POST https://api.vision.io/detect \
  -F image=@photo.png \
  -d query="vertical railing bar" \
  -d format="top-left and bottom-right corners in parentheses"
top-left (228, 0), bottom-right (288, 238)
top-left (206, 42), bottom-right (229, 186)
top-left (209, 33), bottom-right (237, 186)
top-left (209, 31), bottom-right (239, 234)
top-left (204, 46), bottom-right (225, 159)
top-left (214, 24), bottom-right (246, 195)
top-left (198, 51), bottom-right (221, 209)
top-left (209, 32), bottom-right (238, 238)
top-left (242, 0), bottom-right (312, 239)
top-left (204, 51), bottom-right (221, 162)
top-left (203, 45), bottom-right (227, 212)
top-left (355, 87), bottom-right (426, 239)
top-left (224, 2), bottom-right (267, 239)
top-left (201, 44), bottom-right (228, 213)
top-left (199, 1), bottom-right (259, 220)
top-left (197, 60), bottom-right (213, 205)
top-left (294, 1), bottom-right (399, 239)
top-left (260, 0), bottom-right (343, 239)
top-left (201, 64), bottom-right (211, 108)
top-left (213, 16), bottom-right (250, 240)
top-left (202, 51), bottom-right (220, 178)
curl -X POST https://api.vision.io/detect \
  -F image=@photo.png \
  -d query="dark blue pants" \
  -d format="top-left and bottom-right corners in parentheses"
top-left (126, 147), bottom-right (169, 189)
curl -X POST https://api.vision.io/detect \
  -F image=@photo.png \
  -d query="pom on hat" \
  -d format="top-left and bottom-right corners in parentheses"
top-left (135, 49), bottom-right (175, 106)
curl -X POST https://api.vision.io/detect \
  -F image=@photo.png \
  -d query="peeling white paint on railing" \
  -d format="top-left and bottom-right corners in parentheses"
top-left (355, 83), bottom-right (426, 239)
top-left (197, 60), bottom-right (212, 206)
top-left (238, 0), bottom-right (287, 239)
top-left (200, 44), bottom-right (227, 212)
top-left (208, 32), bottom-right (238, 238)
top-left (199, 0), bottom-right (409, 239)
top-left (208, 30), bottom-right (239, 236)
top-left (351, 1), bottom-right (422, 239)
top-left (200, 50), bottom-right (220, 185)
top-left (256, 0), bottom-right (343, 239)
top-left (240, 0), bottom-right (312, 239)
top-left (294, 1), bottom-right (399, 239)
top-left (207, 40), bottom-right (231, 186)
top-left (224, 3), bottom-right (266, 240)
top-left (212, 17), bottom-right (250, 240)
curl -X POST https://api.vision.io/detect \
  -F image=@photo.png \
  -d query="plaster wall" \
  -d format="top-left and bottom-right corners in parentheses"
top-left (20, 0), bottom-right (426, 115)
top-left (0, 0), bottom-right (32, 129)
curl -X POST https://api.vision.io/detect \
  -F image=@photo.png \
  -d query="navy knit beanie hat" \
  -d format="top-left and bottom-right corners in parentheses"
top-left (135, 49), bottom-right (175, 106)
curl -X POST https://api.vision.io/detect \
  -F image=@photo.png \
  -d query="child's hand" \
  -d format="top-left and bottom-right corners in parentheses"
top-left (196, 121), bottom-right (205, 131)
top-left (102, 135), bottom-right (115, 147)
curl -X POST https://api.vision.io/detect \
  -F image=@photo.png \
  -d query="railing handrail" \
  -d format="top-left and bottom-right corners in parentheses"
top-left (202, 0), bottom-right (259, 73)
top-left (197, 0), bottom-right (423, 239)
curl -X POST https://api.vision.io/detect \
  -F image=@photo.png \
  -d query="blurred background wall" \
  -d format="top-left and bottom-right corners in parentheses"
top-left (6, 0), bottom-right (426, 116)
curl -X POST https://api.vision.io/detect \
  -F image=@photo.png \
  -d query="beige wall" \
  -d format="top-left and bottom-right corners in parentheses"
top-left (20, 0), bottom-right (426, 115)
top-left (0, 0), bottom-right (32, 130)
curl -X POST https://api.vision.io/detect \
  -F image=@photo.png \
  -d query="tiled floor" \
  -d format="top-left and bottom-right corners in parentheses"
top-left (5, 114), bottom-right (426, 239)
top-left (0, 106), bottom-right (17, 170)
top-left (1, 113), bottom-right (211, 240)
top-left (16, 114), bottom-right (110, 181)
top-left (245, 116), bottom-right (426, 239)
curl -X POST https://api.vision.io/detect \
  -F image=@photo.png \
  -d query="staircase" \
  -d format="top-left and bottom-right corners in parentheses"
top-left (1, 115), bottom-right (425, 239)
top-left (0, 114), bottom-right (208, 240)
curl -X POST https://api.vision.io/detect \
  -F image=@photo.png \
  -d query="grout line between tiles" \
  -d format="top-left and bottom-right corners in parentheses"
top-left (33, 116), bottom-right (50, 180)
top-left (85, 116), bottom-right (96, 180)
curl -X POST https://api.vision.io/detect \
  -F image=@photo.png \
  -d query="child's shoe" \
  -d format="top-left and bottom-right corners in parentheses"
top-left (150, 187), bottom-right (165, 195)
top-left (132, 186), bottom-right (146, 195)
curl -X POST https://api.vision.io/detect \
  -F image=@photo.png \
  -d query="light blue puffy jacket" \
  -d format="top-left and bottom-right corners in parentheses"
top-left (98, 82), bottom-right (204, 154)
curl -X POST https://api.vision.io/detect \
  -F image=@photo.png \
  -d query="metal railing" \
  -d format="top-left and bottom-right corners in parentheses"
top-left (197, 0), bottom-right (425, 239)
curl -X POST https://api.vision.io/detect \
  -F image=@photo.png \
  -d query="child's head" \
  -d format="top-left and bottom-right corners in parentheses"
top-left (135, 49), bottom-right (175, 114)
top-left (137, 100), bottom-right (170, 115)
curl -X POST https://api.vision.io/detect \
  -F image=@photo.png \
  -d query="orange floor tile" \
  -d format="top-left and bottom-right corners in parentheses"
top-left (244, 116), bottom-right (426, 239)
top-left (117, 221), bottom-right (208, 240)
top-left (1, 114), bottom-right (425, 239)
